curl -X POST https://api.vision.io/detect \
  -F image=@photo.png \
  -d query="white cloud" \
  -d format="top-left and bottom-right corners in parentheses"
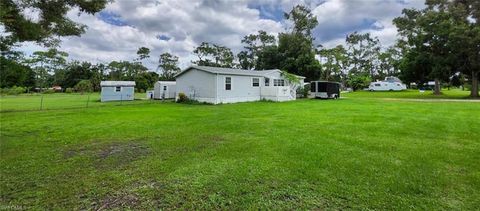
top-left (13, 0), bottom-right (425, 69)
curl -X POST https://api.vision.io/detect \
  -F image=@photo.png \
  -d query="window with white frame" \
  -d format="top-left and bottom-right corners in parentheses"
top-left (273, 79), bottom-right (285, 86)
top-left (163, 86), bottom-right (167, 90)
top-left (264, 78), bottom-right (270, 86)
top-left (225, 77), bottom-right (232, 90)
top-left (252, 77), bottom-right (260, 87)
top-left (115, 86), bottom-right (121, 92)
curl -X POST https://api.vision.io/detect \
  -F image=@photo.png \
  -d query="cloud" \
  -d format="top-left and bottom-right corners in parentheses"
top-left (312, 0), bottom-right (425, 48)
top-left (13, 0), bottom-right (425, 70)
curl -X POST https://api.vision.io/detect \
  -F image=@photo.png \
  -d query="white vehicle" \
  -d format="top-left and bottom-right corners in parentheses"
top-left (368, 77), bottom-right (407, 91)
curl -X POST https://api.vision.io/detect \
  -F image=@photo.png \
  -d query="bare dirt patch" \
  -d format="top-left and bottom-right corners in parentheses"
top-left (94, 193), bottom-right (140, 210)
top-left (63, 141), bottom-right (150, 170)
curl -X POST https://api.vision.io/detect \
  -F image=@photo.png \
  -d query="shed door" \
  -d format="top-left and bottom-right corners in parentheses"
top-left (163, 85), bottom-right (168, 97)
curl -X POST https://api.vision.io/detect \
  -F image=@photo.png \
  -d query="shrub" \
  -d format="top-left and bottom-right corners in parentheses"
top-left (464, 84), bottom-right (472, 91)
top-left (347, 75), bottom-right (372, 91)
top-left (177, 92), bottom-right (188, 103)
top-left (175, 92), bottom-right (207, 104)
top-left (74, 80), bottom-right (93, 94)
top-left (1, 86), bottom-right (26, 95)
top-left (297, 85), bottom-right (309, 98)
top-left (65, 88), bottom-right (73, 93)
top-left (43, 89), bottom-right (55, 94)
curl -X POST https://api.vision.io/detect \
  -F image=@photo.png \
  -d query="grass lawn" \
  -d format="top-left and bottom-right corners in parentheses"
top-left (343, 89), bottom-right (474, 99)
top-left (1, 90), bottom-right (479, 209)
top-left (0, 92), bottom-right (152, 112)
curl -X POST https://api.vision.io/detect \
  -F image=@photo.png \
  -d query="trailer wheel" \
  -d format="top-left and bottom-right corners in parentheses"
top-left (334, 95), bottom-right (339, 99)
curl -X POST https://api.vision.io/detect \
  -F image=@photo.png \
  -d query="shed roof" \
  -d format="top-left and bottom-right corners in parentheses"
top-left (100, 81), bottom-right (136, 87)
top-left (175, 66), bottom-right (305, 79)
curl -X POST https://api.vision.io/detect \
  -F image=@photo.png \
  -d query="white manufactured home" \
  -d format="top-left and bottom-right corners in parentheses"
top-left (174, 66), bottom-right (305, 104)
top-left (153, 81), bottom-right (176, 99)
top-left (368, 77), bottom-right (407, 91)
top-left (100, 81), bottom-right (135, 102)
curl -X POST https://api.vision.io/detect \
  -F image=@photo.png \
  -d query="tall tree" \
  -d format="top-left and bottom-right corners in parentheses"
top-left (107, 61), bottom-right (147, 81)
top-left (0, 0), bottom-right (109, 49)
top-left (136, 47), bottom-right (151, 61)
top-left (0, 56), bottom-right (35, 88)
top-left (377, 46), bottom-right (402, 79)
top-left (345, 32), bottom-right (381, 80)
top-left (135, 72), bottom-right (159, 92)
top-left (158, 53), bottom-right (180, 80)
top-left (28, 49), bottom-right (68, 90)
top-left (278, 5), bottom-right (321, 81)
top-left (63, 61), bottom-right (94, 89)
top-left (444, 0), bottom-right (480, 97)
top-left (394, 4), bottom-right (456, 95)
top-left (238, 30), bottom-right (277, 69)
top-left (284, 5), bottom-right (318, 38)
top-left (90, 63), bottom-right (106, 92)
top-left (318, 45), bottom-right (348, 82)
top-left (192, 42), bottom-right (234, 68)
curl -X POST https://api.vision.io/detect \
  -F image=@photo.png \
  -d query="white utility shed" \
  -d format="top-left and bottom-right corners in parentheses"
top-left (154, 81), bottom-right (176, 99)
top-left (100, 81), bottom-right (135, 102)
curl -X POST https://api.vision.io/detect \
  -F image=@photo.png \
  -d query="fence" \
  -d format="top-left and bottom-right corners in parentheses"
top-left (0, 93), bottom-right (170, 112)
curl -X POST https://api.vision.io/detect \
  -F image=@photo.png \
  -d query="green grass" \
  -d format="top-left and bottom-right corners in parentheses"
top-left (1, 91), bottom-right (479, 209)
top-left (0, 92), bottom-right (152, 112)
top-left (343, 89), bottom-right (473, 99)
top-left (0, 89), bottom-right (473, 112)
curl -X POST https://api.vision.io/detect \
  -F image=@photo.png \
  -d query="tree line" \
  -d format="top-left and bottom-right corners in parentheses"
top-left (1, 0), bottom-right (478, 97)
top-left (1, 47), bottom-right (181, 92)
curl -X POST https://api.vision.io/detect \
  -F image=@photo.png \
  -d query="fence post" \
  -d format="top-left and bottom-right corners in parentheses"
top-left (40, 94), bottom-right (44, 110)
top-left (86, 94), bottom-right (90, 108)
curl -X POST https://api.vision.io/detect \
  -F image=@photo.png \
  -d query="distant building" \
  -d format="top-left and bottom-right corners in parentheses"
top-left (100, 81), bottom-right (135, 102)
top-left (154, 81), bottom-right (176, 99)
top-left (51, 86), bottom-right (62, 91)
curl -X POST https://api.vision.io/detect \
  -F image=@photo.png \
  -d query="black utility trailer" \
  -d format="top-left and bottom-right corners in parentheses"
top-left (310, 81), bottom-right (341, 99)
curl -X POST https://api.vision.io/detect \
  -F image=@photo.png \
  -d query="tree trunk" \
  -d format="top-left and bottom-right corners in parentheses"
top-left (434, 78), bottom-right (441, 95)
top-left (471, 71), bottom-right (479, 98)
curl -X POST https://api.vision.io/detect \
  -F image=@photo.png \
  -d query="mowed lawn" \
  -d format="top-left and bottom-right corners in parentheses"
top-left (1, 91), bottom-right (479, 209)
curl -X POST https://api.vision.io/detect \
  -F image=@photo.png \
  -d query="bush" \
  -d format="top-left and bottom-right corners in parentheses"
top-left (297, 85), bottom-right (310, 98)
top-left (74, 80), bottom-right (93, 94)
top-left (347, 75), bottom-right (372, 91)
top-left (0, 86), bottom-right (26, 95)
top-left (43, 89), bottom-right (55, 94)
top-left (464, 84), bottom-right (472, 91)
top-left (177, 92), bottom-right (188, 103)
top-left (175, 92), bottom-right (207, 104)
top-left (65, 88), bottom-right (73, 93)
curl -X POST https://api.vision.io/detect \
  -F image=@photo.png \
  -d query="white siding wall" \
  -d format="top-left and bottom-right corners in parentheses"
top-left (215, 74), bottom-right (262, 103)
top-left (175, 69), bottom-right (216, 102)
top-left (154, 82), bottom-right (176, 99)
top-left (101, 86), bottom-right (134, 102)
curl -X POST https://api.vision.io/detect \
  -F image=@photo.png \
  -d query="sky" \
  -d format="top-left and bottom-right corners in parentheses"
top-left (14, 0), bottom-right (426, 70)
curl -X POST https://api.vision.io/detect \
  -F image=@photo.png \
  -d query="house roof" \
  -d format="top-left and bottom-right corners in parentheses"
top-left (155, 81), bottom-right (176, 85)
top-left (175, 66), bottom-right (305, 78)
top-left (100, 81), bottom-right (136, 87)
